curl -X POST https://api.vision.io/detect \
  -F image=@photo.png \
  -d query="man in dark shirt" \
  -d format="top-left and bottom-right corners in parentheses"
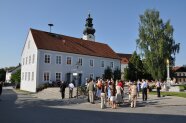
top-left (60, 81), bottom-right (66, 99)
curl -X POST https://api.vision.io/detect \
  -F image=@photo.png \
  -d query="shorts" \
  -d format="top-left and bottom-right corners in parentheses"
top-left (110, 96), bottom-right (115, 102)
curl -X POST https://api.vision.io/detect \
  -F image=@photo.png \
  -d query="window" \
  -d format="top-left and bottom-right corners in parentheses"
top-left (44, 72), bottom-right (50, 82)
top-left (45, 54), bottom-right (51, 63)
top-left (78, 58), bottom-right (82, 66)
top-left (110, 62), bottom-right (114, 68)
top-left (56, 73), bottom-right (61, 81)
top-left (22, 73), bottom-right (24, 80)
top-left (90, 59), bottom-right (94, 67)
top-left (180, 73), bottom-right (181, 76)
top-left (90, 73), bottom-right (94, 79)
top-left (25, 72), bottom-right (27, 81)
top-left (183, 73), bottom-right (185, 76)
top-left (23, 58), bottom-right (25, 65)
top-left (32, 72), bottom-right (34, 81)
top-left (66, 57), bottom-right (72, 65)
top-left (26, 57), bottom-right (28, 65)
top-left (56, 56), bottom-right (62, 64)
top-left (29, 56), bottom-right (31, 64)
top-left (32, 54), bottom-right (35, 64)
top-left (28, 72), bottom-right (30, 81)
top-left (101, 61), bottom-right (104, 67)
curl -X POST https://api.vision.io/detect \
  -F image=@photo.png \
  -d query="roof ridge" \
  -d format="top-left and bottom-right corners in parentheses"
top-left (30, 28), bottom-right (107, 45)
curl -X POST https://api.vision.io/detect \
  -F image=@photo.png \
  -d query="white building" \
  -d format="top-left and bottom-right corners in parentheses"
top-left (5, 65), bottom-right (21, 83)
top-left (20, 14), bottom-right (121, 92)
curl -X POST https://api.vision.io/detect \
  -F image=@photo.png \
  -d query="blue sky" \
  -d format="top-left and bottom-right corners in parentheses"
top-left (0, 0), bottom-right (185, 68)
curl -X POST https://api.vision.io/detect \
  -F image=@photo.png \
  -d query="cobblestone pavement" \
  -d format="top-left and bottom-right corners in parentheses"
top-left (0, 86), bottom-right (186, 123)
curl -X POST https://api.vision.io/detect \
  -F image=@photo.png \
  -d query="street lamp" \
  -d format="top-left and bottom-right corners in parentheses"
top-left (166, 59), bottom-right (171, 83)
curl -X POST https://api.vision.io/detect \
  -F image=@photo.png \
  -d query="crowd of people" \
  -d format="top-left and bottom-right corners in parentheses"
top-left (85, 78), bottom-right (163, 109)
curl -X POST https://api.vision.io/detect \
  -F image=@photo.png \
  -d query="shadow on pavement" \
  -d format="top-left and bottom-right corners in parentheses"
top-left (0, 88), bottom-right (186, 123)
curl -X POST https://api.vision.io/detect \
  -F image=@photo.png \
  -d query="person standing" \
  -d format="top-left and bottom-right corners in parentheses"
top-left (137, 80), bottom-right (141, 97)
top-left (130, 82), bottom-right (137, 108)
top-left (110, 81), bottom-right (116, 109)
top-left (69, 82), bottom-right (74, 98)
top-left (115, 82), bottom-right (123, 105)
top-left (141, 79), bottom-right (147, 101)
top-left (86, 79), bottom-right (95, 104)
top-left (156, 80), bottom-right (161, 97)
top-left (60, 81), bottom-right (66, 99)
top-left (100, 81), bottom-right (106, 109)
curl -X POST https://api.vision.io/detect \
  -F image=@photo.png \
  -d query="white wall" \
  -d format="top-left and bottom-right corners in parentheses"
top-left (20, 31), bottom-right (38, 92)
top-left (37, 49), bottom-right (120, 86)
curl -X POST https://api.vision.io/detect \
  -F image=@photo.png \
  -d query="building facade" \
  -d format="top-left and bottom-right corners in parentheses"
top-left (5, 65), bottom-right (21, 83)
top-left (172, 66), bottom-right (186, 83)
top-left (20, 14), bottom-right (121, 92)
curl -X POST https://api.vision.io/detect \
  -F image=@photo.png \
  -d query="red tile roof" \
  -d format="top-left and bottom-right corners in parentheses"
top-left (172, 66), bottom-right (186, 72)
top-left (117, 53), bottom-right (132, 64)
top-left (31, 29), bottom-right (120, 59)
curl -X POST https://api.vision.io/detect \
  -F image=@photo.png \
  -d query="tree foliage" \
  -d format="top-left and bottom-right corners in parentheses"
top-left (0, 68), bottom-right (6, 81)
top-left (113, 67), bottom-right (121, 81)
top-left (103, 67), bottom-right (113, 80)
top-left (11, 69), bottom-right (21, 83)
top-left (124, 51), bottom-right (144, 81)
top-left (136, 9), bottom-right (180, 80)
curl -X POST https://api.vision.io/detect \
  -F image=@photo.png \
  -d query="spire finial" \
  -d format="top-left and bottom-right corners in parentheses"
top-left (88, 10), bottom-right (91, 17)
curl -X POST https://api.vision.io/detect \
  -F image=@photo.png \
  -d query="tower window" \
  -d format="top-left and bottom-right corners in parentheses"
top-left (44, 54), bottom-right (51, 63)
top-left (66, 57), bottom-right (72, 65)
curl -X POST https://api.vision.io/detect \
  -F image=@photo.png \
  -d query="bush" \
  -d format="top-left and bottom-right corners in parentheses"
top-left (179, 85), bottom-right (186, 91)
top-left (36, 83), bottom-right (48, 92)
top-left (78, 85), bottom-right (87, 95)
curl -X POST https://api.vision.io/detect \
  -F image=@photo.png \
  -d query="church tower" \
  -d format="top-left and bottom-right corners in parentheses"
top-left (83, 13), bottom-right (96, 41)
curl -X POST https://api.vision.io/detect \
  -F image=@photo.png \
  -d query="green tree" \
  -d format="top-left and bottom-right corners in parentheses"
top-left (136, 9), bottom-right (180, 80)
top-left (113, 67), bottom-right (121, 81)
top-left (124, 51), bottom-right (144, 81)
top-left (103, 67), bottom-right (113, 80)
top-left (0, 68), bottom-right (6, 81)
top-left (11, 69), bottom-right (21, 84)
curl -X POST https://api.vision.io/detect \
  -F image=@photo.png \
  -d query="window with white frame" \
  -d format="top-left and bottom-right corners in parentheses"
top-left (28, 72), bottom-right (30, 81)
top-left (66, 57), bottom-right (72, 65)
top-left (101, 61), bottom-right (104, 67)
top-left (32, 54), bottom-right (35, 64)
top-left (90, 59), bottom-right (94, 67)
top-left (78, 58), bottom-right (82, 66)
top-left (26, 57), bottom-right (28, 65)
top-left (22, 73), bottom-right (24, 80)
top-left (44, 54), bottom-right (51, 63)
top-left (56, 56), bottom-right (62, 64)
top-left (56, 73), bottom-right (61, 81)
top-left (32, 72), bottom-right (34, 81)
top-left (44, 72), bottom-right (50, 82)
top-left (90, 73), bottom-right (94, 79)
top-left (29, 56), bottom-right (31, 64)
top-left (110, 62), bottom-right (114, 68)
top-left (25, 72), bottom-right (27, 81)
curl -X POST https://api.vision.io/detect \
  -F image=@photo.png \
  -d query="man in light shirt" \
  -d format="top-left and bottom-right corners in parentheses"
top-left (69, 82), bottom-right (74, 98)
top-left (141, 79), bottom-right (147, 101)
